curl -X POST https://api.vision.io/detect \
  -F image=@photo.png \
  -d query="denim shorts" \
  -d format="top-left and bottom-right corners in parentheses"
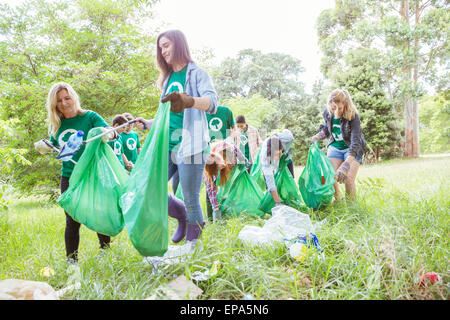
top-left (327, 145), bottom-right (363, 164)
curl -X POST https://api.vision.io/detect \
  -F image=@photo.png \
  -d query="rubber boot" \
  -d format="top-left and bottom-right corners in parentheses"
top-left (186, 221), bottom-right (205, 243)
top-left (168, 195), bottom-right (187, 243)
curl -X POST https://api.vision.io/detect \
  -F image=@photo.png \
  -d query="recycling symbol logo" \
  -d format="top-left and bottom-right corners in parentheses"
top-left (240, 134), bottom-right (248, 146)
top-left (209, 117), bottom-right (223, 132)
top-left (126, 138), bottom-right (137, 150)
top-left (113, 141), bottom-right (122, 155)
top-left (165, 82), bottom-right (184, 94)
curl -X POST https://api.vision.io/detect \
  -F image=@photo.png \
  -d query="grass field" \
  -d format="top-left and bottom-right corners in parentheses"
top-left (0, 156), bottom-right (448, 300)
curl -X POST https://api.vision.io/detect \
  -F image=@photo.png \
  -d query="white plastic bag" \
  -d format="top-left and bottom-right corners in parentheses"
top-left (146, 275), bottom-right (203, 300)
top-left (238, 205), bottom-right (314, 246)
top-left (0, 279), bottom-right (59, 300)
top-left (142, 242), bottom-right (197, 275)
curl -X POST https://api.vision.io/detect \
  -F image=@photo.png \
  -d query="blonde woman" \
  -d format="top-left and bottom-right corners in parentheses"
top-left (35, 82), bottom-right (115, 263)
top-left (312, 89), bottom-right (366, 200)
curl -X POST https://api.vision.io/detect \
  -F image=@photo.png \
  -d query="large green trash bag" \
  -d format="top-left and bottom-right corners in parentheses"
top-left (57, 127), bottom-right (129, 237)
top-left (119, 102), bottom-right (170, 257)
top-left (249, 146), bottom-right (266, 192)
top-left (298, 142), bottom-right (336, 209)
top-left (258, 154), bottom-right (307, 214)
top-left (216, 165), bottom-right (265, 217)
top-left (175, 184), bottom-right (183, 200)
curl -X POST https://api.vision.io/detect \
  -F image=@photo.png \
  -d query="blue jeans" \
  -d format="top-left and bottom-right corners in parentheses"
top-left (327, 145), bottom-right (363, 163)
top-left (169, 151), bottom-right (206, 224)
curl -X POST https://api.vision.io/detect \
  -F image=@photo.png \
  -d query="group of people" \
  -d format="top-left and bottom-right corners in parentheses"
top-left (35, 29), bottom-right (366, 263)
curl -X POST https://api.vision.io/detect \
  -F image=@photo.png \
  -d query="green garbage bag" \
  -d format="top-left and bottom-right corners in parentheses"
top-left (175, 184), bottom-right (183, 201)
top-left (258, 154), bottom-right (307, 214)
top-left (249, 146), bottom-right (266, 192)
top-left (57, 127), bottom-right (129, 237)
top-left (217, 165), bottom-right (265, 217)
top-left (119, 102), bottom-right (170, 257)
top-left (298, 142), bottom-right (335, 209)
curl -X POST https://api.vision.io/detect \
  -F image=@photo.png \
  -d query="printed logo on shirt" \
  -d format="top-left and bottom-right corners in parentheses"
top-left (209, 117), bottom-right (223, 132)
top-left (113, 141), bottom-right (122, 155)
top-left (240, 134), bottom-right (248, 146)
top-left (165, 82), bottom-right (184, 94)
top-left (332, 124), bottom-right (343, 141)
top-left (126, 137), bottom-right (137, 150)
top-left (58, 129), bottom-right (78, 147)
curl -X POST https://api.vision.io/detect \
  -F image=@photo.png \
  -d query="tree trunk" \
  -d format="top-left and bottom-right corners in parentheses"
top-left (404, 98), bottom-right (419, 157)
top-left (401, 0), bottom-right (420, 158)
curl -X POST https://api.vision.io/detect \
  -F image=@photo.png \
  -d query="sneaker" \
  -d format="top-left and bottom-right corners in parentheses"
top-left (67, 257), bottom-right (78, 266)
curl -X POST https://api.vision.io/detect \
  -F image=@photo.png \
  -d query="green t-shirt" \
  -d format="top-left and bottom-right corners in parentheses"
top-left (206, 106), bottom-right (235, 142)
top-left (330, 116), bottom-right (348, 150)
top-left (49, 110), bottom-right (108, 177)
top-left (166, 66), bottom-right (187, 152)
top-left (239, 128), bottom-right (251, 161)
top-left (120, 131), bottom-right (141, 164)
top-left (107, 134), bottom-right (125, 167)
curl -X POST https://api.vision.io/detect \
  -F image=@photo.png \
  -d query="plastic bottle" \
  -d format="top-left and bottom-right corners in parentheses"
top-left (57, 130), bottom-right (84, 161)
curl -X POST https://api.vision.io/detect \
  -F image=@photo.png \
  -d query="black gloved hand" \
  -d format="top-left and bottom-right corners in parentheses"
top-left (161, 91), bottom-right (195, 113)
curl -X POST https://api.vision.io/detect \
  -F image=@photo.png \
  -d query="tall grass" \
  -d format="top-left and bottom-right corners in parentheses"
top-left (0, 156), bottom-right (448, 300)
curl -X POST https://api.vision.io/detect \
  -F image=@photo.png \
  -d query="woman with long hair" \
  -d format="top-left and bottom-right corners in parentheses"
top-left (204, 140), bottom-right (248, 221)
top-left (35, 82), bottom-right (116, 263)
top-left (153, 29), bottom-right (219, 245)
top-left (312, 88), bottom-right (367, 200)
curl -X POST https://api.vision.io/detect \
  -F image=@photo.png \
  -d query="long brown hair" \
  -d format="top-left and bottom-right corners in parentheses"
top-left (156, 30), bottom-right (193, 90)
top-left (204, 141), bottom-right (234, 187)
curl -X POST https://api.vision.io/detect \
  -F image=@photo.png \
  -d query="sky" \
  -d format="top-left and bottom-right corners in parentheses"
top-left (149, 0), bottom-right (336, 93)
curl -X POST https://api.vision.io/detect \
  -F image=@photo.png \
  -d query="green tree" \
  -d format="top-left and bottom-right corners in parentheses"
top-left (419, 91), bottom-right (450, 154)
top-left (317, 0), bottom-right (449, 158)
top-left (0, 117), bottom-right (31, 210)
top-left (283, 79), bottom-right (328, 164)
top-left (212, 49), bottom-right (309, 161)
top-left (0, 0), bottom-right (160, 197)
top-left (332, 48), bottom-right (401, 161)
top-left (213, 48), bottom-right (305, 101)
top-left (221, 94), bottom-right (276, 129)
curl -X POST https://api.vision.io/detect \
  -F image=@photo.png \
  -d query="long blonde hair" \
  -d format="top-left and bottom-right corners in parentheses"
top-left (327, 88), bottom-right (358, 121)
top-left (46, 82), bottom-right (87, 138)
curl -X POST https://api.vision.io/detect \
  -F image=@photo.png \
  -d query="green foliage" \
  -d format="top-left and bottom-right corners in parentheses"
top-left (221, 94), bottom-right (276, 129)
top-left (281, 80), bottom-right (328, 165)
top-left (419, 91), bottom-right (450, 154)
top-left (332, 48), bottom-right (402, 160)
top-left (0, 117), bottom-right (31, 210)
top-left (212, 48), bottom-right (305, 101)
top-left (317, 0), bottom-right (449, 156)
top-left (0, 0), bottom-right (161, 197)
top-left (212, 49), bottom-right (310, 163)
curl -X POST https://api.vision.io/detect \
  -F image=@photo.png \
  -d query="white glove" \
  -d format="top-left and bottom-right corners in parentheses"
top-left (34, 140), bottom-right (54, 155)
top-left (100, 127), bottom-right (116, 143)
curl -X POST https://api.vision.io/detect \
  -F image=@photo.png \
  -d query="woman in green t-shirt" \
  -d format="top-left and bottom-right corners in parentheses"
top-left (136, 30), bottom-right (219, 246)
top-left (312, 88), bottom-right (367, 200)
top-left (36, 82), bottom-right (117, 264)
